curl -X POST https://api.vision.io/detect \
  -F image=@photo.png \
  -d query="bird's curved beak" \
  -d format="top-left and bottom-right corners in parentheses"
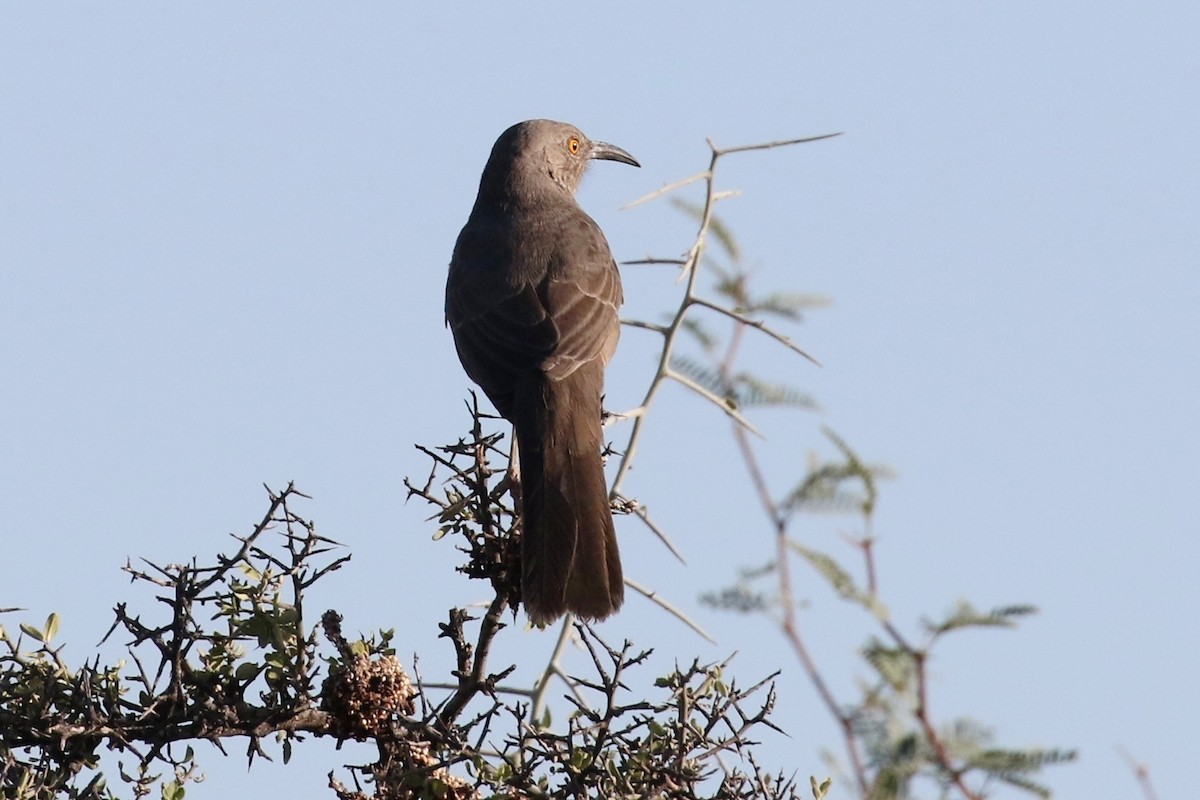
top-left (589, 141), bottom-right (640, 168)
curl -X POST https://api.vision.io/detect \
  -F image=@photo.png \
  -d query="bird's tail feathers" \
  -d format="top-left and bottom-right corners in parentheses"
top-left (513, 370), bottom-right (623, 625)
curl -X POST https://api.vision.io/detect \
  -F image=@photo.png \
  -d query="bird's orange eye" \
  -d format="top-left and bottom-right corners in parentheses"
top-left (567, 136), bottom-right (581, 155)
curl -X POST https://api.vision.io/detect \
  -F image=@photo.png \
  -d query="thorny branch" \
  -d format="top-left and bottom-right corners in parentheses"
top-left (668, 144), bottom-right (1075, 797)
top-left (610, 133), bottom-right (835, 498)
top-left (1, 131), bottom-right (1076, 800)
top-left (2, 467), bottom-right (801, 800)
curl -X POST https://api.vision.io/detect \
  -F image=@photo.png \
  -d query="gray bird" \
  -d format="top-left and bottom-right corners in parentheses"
top-left (445, 120), bottom-right (639, 624)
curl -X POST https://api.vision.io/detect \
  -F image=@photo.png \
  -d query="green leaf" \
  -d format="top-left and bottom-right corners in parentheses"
top-left (790, 543), bottom-right (887, 619)
top-left (993, 773), bottom-right (1051, 798)
top-left (862, 640), bottom-right (915, 691)
top-left (669, 355), bottom-right (731, 397)
top-left (43, 612), bottom-right (60, 643)
top-left (235, 662), bottom-right (263, 682)
top-left (960, 748), bottom-right (1075, 798)
top-left (782, 440), bottom-right (892, 516)
top-left (791, 543), bottom-right (855, 596)
top-left (751, 291), bottom-right (832, 319)
top-left (968, 747), bottom-right (1078, 776)
top-left (928, 600), bottom-right (1039, 635)
top-left (19, 622), bottom-right (43, 642)
top-left (700, 577), bottom-right (770, 613)
top-left (734, 374), bottom-right (818, 410)
top-left (570, 747), bottom-right (593, 770)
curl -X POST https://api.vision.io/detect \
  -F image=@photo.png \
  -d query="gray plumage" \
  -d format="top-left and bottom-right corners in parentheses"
top-left (445, 119), bottom-right (639, 624)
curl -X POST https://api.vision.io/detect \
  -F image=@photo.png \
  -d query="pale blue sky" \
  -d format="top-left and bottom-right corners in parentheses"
top-left (2, 4), bottom-right (1197, 798)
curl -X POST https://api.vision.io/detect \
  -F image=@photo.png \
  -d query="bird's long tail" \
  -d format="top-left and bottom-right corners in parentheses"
top-left (512, 368), bottom-right (623, 625)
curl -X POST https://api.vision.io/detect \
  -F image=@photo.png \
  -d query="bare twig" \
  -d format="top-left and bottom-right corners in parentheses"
top-left (610, 131), bottom-right (835, 500)
top-left (1117, 746), bottom-right (1160, 800)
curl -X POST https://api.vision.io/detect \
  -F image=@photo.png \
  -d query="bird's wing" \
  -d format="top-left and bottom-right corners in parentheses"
top-left (446, 223), bottom-right (559, 414)
top-left (539, 219), bottom-right (624, 381)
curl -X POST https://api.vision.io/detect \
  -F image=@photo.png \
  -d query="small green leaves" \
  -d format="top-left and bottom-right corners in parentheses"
top-left (234, 662), bottom-right (263, 683)
top-left (785, 428), bottom-right (887, 517)
top-left (863, 639), bottom-right (916, 692)
top-left (791, 542), bottom-right (888, 620)
top-left (963, 747), bottom-right (1077, 798)
top-left (18, 612), bottom-right (59, 644)
top-left (161, 779), bottom-right (186, 800)
top-left (670, 355), bottom-right (817, 411)
top-left (927, 600), bottom-right (1039, 636)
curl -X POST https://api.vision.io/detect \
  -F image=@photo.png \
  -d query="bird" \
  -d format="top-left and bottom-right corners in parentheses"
top-left (445, 119), bottom-right (639, 624)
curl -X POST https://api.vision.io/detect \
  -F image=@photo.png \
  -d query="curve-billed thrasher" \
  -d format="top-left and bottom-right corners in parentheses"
top-left (445, 119), bottom-right (639, 624)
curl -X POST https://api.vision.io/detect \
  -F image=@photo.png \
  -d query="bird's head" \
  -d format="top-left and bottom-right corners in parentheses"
top-left (486, 119), bottom-right (639, 197)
